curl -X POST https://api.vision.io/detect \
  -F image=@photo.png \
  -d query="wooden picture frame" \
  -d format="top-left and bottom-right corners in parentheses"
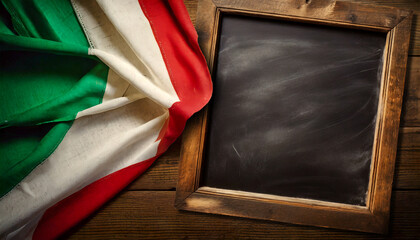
top-left (175, 0), bottom-right (412, 234)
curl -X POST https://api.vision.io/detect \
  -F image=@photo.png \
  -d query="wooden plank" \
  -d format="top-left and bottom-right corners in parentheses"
top-left (394, 150), bottom-right (420, 189)
top-left (350, 0), bottom-right (419, 55)
top-left (126, 140), bottom-right (180, 190)
top-left (185, 0), bottom-right (419, 55)
top-left (368, 11), bottom-right (412, 228)
top-left (351, 0), bottom-right (420, 11)
top-left (398, 127), bottom-right (420, 149)
top-left (184, 0), bottom-right (198, 25)
top-left (66, 191), bottom-right (420, 239)
top-left (213, 0), bottom-right (411, 29)
top-left (401, 57), bottom-right (420, 126)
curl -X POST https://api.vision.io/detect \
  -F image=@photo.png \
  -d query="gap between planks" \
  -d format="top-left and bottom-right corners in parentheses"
top-left (67, 190), bottom-right (420, 240)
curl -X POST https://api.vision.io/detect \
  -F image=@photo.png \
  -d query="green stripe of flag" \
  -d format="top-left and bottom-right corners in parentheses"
top-left (0, 0), bottom-right (109, 197)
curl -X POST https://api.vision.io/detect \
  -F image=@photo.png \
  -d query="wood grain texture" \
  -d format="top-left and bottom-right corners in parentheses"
top-left (175, 110), bottom-right (207, 204)
top-left (398, 127), bottom-right (420, 149)
top-left (367, 12), bottom-right (412, 231)
top-left (210, 0), bottom-right (419, 55)
top-left (127, 140), bottom-right (180, 190)
top-left (394, 150), bottom-right (420, 189)
top-left (401, 57), bottom-right (420, 126)
top-left (184, 0), bottom-right (198, 24)
top-left (213, 0), bottom-right (410, 29)
top-left (192, 0), bottom-right (420, 56)
top-left (192, 0), bottom-right (419, 55)
top-left (67, 191), bottom-right (420, 240)
top-left (350, 0), bottom-right (419, 56)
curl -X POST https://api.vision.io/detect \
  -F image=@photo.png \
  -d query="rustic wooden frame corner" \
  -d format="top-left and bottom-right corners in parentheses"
top-left (175, 0), bottom-right (412, 234)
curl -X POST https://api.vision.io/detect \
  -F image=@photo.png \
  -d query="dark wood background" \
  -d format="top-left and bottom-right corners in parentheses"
top-left (66, 0), bottom-right (420, 239)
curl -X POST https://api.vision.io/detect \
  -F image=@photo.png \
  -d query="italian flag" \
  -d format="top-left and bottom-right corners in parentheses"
top-left (0, 0), bottom-right (212, 239)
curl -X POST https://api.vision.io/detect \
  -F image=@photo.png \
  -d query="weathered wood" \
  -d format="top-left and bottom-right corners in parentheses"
top-left (188, 0), bottom-right (418, 57)
top-left (401, 57), bottom-right (420, 126)
top-left (398, 127), bottom-right (420, 149)
top-left (194, 0), bottom-right (218, 66)
top-left (213, 0), bottom-right (410, 29)
top-left (184, 0), bottom-right (198, 25)
top-left (350, 0), bottom-right (419, 55)
top-left (368, 11), bottom-right (412, 232)
top-left (394, 150), bottom-right (420, 189)
top-left (184, 0), bottom-right (420, 55)
top-left (67, 191), bottom-right (420, 239)
top-left (202, 0), bottom-right (419, 55)
top-left (127, 140), bottom-right (180, 190)
top-left (175, 110), bottom-right (208, 205)
top-left (350, 0), bottom-right (420, 11)
top-left (186, 0), bottom-right (419, 55)
top-left (191, 0), bottom-right (420, 55)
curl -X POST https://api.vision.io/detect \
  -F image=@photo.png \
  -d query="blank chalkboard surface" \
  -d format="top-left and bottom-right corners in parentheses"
top-left (201, 14), bottom-right (387, 206)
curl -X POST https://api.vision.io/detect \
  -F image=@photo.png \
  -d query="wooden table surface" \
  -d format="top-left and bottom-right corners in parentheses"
top-left (66, 0), bottom-right (420, 239)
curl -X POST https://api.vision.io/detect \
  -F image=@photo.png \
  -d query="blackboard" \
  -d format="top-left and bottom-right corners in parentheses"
top-left (201, 14), bottom-right (387, 206)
